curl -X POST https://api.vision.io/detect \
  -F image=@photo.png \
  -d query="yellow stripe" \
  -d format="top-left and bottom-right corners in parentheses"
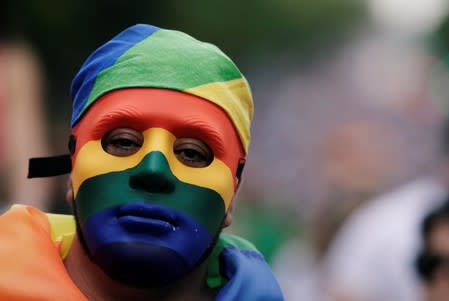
top-left (185, 78), bottom-right (253, 153)
top-left (72, 128), bottom-right (235, 209)
top-left (46, 213), bottom-right (75, 259)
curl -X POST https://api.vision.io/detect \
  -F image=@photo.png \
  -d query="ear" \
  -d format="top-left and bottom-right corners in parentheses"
top-left (66, 177), bottom-right (74, 203)
top-left (223, 180), bottom-right (242, 228)
top-left (66, 136), bottom-right (76, 204)
top-left (223, 201), bottom-right (234, 228)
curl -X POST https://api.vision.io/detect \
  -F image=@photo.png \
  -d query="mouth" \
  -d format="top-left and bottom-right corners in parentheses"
top-left (116, 202), bottom-right (177, 232)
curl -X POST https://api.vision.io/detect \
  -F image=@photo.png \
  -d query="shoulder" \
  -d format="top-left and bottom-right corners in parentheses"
top-left (207, 233), bottom-right (260, 289)
top-left (1, 205), bottom-right (76, 258)
top-left (209, 233), bottom-right (285, 300)
top-left (1, 204), bottom-right (50, 230)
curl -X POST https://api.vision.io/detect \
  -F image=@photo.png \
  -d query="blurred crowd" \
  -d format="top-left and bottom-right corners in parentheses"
top-left (230, 3), bottom-right (449, 300)
top-left (4, 1), bottom-right (449, 301)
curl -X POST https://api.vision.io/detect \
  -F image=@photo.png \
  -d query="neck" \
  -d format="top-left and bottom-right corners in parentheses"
top-left (64, 234), bottom-right (215, 301)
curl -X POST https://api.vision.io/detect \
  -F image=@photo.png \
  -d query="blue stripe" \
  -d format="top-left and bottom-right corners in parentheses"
top-left (82, 203), bottom-right (213, 267)
top-left (70, 24), bottom-right (159, 125)
top-left (216, 246), bottom-right (285, 300)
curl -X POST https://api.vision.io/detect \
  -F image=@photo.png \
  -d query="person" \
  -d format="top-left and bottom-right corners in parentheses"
top-left (319, 50), bottom-right (449, 301)
top-left (415, 200), bottom-right (449, 301)
top-left (323, 176), bottom-right (447, 301)
top-left (0, 24), bottom-right (284, 300)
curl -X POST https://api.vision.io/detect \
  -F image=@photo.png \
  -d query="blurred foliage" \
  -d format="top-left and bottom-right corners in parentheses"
top-left (229, 201), bottom-right (302, 263)
top-left (433, 15), bottom-right (449, 57)
top-left (2, 0), bottom-right (366, 119)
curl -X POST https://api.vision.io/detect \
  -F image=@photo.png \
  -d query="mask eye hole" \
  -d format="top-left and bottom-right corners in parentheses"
top-left (102, 128), bottom-right (143, 157)
top-left (173, 138), bottom-right (213, 168)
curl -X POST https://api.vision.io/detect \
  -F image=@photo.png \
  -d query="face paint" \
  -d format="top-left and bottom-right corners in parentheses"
top-left (71, 88), bottom-right (244, 287)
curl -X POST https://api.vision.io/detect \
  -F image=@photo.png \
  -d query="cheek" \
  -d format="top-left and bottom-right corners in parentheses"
top-left (71, 141), bottom-right (145, 197)
top-left (168, 157), bottom-right (235, 210)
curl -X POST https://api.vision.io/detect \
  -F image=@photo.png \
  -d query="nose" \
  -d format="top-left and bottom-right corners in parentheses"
top-left (129, 151), bottom-right (175, 194)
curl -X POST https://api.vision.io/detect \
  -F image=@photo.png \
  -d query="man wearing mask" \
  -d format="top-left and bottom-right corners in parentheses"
top-left (0, 24), bottom-right (284, 301)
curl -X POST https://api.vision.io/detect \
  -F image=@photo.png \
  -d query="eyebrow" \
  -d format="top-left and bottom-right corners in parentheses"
top-left (91, 107), bottom-right (144, 138)
top-left (178, 116), bottom-right (226, 157)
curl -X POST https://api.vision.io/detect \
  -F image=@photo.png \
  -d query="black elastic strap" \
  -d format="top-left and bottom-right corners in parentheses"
top-left (27, 154), bottom-right (72, 178)
top-left (27, 135), bottom-right (76, 178)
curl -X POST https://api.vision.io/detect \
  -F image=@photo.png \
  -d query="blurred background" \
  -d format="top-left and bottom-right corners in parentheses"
top-left (4, 0), bottom-right (449, 300)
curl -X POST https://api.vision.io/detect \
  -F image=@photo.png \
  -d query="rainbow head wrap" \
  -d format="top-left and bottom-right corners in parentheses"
top-left (56, 24), bottom-right (255, 288)
top-left (71, 23), bottom-right (253, 153)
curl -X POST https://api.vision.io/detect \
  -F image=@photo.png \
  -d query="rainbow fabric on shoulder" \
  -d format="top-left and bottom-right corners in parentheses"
top-left (46, 211), bottom-right (285, 300)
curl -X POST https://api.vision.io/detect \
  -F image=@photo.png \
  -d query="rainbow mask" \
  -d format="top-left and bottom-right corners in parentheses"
top-left (71, 88), bottom-right (244, 286)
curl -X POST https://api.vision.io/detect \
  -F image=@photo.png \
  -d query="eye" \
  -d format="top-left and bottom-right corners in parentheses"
top-left (102, 128), bottom-right (143, 156)
top-left (173, 138), bottom-right (213, 168)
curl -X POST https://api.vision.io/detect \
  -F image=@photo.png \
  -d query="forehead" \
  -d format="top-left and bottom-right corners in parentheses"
top-left (72, 88), bottom-right (244, 160)
top-left (77, 88), bottom-right (233, 131)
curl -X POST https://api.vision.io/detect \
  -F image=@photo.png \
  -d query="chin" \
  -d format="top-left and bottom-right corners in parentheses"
top-left (93, 242), bottom-right (191, 287)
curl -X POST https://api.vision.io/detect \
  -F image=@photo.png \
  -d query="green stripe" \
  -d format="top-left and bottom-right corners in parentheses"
top-left (83, 29), bottom-right (243, 114)
top-left (75, 151), bottom-right (225, 233)
top-left (207, 233), bottom-right (260, 289)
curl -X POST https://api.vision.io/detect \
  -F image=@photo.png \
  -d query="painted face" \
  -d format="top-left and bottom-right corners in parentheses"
top-left (71, 88), bottom-right (244, 287)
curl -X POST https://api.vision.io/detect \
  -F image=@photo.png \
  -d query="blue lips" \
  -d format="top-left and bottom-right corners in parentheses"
top-left (117, 202), bottom-right (177, 233)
